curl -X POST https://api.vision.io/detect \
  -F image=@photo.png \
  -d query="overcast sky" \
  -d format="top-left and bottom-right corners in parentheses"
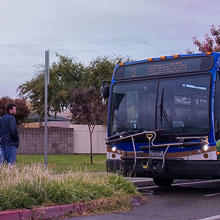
top-left (0, 0), bottom-right (220, 98)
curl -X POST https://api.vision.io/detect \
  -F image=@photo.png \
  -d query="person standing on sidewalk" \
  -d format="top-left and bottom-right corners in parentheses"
top-left (0, 103), bottom-right (19, 165)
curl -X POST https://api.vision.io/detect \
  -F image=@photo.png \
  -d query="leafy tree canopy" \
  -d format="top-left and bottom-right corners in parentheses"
top-left (18, 54), bottom-right (131, 118)
top-left (189, 25), bottom-right (220, 53)
top-left (18, 54), bottom-right (85, 118)
top-left (70, 87), bottom-right (107, 126)
top-left (82, 55), bottom-right (132, 90)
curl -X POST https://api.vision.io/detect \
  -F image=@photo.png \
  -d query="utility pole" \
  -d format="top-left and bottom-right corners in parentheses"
top-left (44, 50), bottom-right (49, 169)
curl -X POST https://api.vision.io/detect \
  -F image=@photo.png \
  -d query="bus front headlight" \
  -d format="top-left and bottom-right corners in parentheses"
top-left (112, 146), bottom-right (117, 152)
top-left (203, 144), bottom-right (209, 151)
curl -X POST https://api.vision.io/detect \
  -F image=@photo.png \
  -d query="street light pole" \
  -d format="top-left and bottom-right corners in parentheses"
top-left (44, 50), bottom-right (49, 170)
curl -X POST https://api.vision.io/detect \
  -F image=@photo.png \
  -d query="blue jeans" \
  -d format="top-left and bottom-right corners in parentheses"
top-left (0, 145), bottom-right (17, 165)
top-left (0, 146), bottom-right (5, 164)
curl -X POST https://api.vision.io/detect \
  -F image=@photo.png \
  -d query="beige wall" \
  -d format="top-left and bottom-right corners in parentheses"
top-left (23, 121), bottom-right (71, 128)
top-left (18, 127), bottom-right (74, 154)
top-left (70, 125), bottom-right (107, 154)
top-left (40, 121), bottom-right (70, 128)
top-left (18, 125), bottom-right (107, 154)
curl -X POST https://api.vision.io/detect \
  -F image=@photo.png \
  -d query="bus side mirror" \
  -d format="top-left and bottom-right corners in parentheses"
top-left (100, 80), bottom-right (110, 105)
top-left (100, 85), bottom-right (109, 98)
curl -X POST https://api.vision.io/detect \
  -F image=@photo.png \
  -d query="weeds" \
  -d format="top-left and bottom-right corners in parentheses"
top-left (0, 164), bottom-right (138, 211)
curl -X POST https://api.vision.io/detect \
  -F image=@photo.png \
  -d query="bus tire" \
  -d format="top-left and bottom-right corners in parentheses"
top-left (153, 177), bottom-right (174, 187)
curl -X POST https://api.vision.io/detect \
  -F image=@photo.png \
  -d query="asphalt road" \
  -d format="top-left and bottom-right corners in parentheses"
top-left (61, 179), bottom-right (220, 220)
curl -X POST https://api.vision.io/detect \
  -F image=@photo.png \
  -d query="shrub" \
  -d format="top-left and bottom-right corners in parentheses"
top-left (0, 164), bottom-right (138, 211)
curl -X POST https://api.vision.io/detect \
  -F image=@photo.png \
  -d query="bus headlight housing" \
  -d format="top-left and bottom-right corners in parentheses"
top-left (112, 146), bottom-right (117, 152)
top-left (203, 144), bottom-right (209, 151)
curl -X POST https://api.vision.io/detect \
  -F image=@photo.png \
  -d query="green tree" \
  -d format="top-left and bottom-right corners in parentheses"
top-left (18, 54), bottom-right (85, 118)
top-left (70, 87), bottom-right (107, 164)
top-left (189, 25), bottom-right (220, 53)
top-left (82, 55), bottom-right (132, 90)
top-left (0, 96), bottom-right (30, 125)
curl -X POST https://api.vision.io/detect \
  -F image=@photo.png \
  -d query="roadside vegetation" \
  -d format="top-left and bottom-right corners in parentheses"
top-left (17, 154), bottom-right (106, 173)
top-left (0, 164), bottom-right (139, 213)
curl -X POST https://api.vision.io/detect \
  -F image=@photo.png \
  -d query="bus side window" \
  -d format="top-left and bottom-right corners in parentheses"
top-left (215, 72), bottom-right (220, 140)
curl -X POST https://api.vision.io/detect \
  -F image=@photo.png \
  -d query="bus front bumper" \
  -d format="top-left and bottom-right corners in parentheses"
top-left (106, 159), bottom-right (220, 179)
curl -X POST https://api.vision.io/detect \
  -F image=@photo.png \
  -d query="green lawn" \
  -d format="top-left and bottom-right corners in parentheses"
top-left (17, 154), bottom-right (107, 173)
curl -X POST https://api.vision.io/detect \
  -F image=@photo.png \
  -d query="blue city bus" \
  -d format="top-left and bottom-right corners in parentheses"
top-left (100, 52), bottom-right (220, 186)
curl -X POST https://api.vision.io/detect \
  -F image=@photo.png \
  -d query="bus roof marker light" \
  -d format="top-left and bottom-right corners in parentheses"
top-left (147, 58), bottom-right (153, 61)
top-left (206, 52), bottom-right (212, 55)
top-left (173, 54), bottom-right (180, 58)
top-left (119, 63), bottom-right (124, 66)
top-left (160, 56), bottom-right (167, 59)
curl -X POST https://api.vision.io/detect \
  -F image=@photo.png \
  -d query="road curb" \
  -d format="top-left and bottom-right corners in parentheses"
top-left (0, 204), bottom-right (76, 220)
top-left (0, 196), bottom-right (144, 220)
top-left (0, 210), bottom-right (20, 220)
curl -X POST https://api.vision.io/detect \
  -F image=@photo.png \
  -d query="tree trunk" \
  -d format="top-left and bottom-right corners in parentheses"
top-left (89, 130), bottom-right (93, 164)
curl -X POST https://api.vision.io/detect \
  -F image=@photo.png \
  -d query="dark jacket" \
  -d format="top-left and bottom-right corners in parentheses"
top-left (0, 114), bottom-right (19, 147)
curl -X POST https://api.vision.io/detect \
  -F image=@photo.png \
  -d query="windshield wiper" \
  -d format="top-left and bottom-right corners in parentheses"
top-left (113, 114), bottom-right (129, 135)
top-left (108, 114), bottom-right (129, 142)
top-left (158, 88), bottom-right (176, 135)
top-left (108, 131), bottom-right (127, 141)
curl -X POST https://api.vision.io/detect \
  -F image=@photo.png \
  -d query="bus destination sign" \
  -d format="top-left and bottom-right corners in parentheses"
top-left (115, 56), bottom-right (213, 80)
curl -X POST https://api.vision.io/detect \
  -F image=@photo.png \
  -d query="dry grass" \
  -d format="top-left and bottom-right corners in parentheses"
top-left (0, 164), bottom-right (139, 211)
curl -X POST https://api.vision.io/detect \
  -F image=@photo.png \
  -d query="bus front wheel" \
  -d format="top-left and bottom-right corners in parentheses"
top-left (153, 177), bottom-right (174, 187)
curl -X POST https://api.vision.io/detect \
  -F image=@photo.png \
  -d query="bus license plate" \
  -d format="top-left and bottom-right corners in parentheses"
top-left (150, 151), bottom-right (163, 157)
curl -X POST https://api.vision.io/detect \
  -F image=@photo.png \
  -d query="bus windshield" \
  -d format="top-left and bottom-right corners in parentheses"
top-left (110, 74), bottom-right (211, 136)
